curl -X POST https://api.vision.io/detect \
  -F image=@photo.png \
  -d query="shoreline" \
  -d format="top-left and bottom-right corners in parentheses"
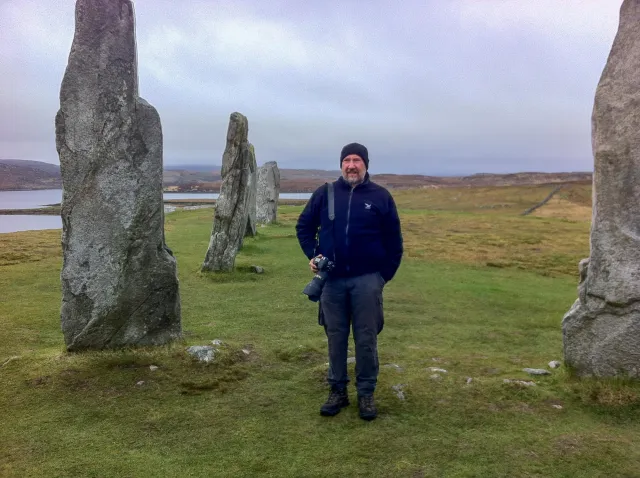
top-left (0, 188), bottom-right (317, 194)
top-left (0, 207), bottom-right (61, 216)
top-left (0, 198), bottom-right (308, 216)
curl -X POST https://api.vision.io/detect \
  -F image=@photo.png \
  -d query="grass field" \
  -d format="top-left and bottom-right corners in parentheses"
top-left (2, 183), bottom-right (640, 477)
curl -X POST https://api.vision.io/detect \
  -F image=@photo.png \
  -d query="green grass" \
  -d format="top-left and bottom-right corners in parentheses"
top-left (2, 186), bottom-right (640, 477)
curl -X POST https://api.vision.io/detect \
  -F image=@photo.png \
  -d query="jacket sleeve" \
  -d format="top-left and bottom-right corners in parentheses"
top-left (296, 186), bottom-right (324, 260)
top-left (380, 193), bottom-right (403, 283)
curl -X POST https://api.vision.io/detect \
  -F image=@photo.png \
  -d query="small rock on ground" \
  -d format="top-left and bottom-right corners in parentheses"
top-left (503, 379), bottom-right (536, 387)
top-left (427, 367), bottom-right (448, 373)
top-left (523, 368), bottom-right (551, 376)
top-left (383, 363), bottom-right (403, 371)
top-left (186, 345), bottom-right (215, 363)
top-left (392, 384), bottom-right (406, 400)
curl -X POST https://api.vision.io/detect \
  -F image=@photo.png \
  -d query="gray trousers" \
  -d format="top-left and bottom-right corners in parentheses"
top-left (319, 272), bottom-right (385, 396)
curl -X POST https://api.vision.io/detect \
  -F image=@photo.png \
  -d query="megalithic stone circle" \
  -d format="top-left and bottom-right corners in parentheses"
top-left (55, 0), bottom-right (181, 351)
top-left (256, 161), bottom-right (280, 224)
top-left (245, 144), bottom-right (258, 237)
top-left (562, 0), bottom-right (640, 377)
top-left (202, 113), bottom-right (253, 272)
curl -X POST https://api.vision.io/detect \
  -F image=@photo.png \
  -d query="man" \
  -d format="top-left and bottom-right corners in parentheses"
top-left (296, 142), bottom-right (403, 421)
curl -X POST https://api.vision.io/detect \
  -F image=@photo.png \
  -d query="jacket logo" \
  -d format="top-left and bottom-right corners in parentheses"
top-left (364, 202), bottom-right (372, 210)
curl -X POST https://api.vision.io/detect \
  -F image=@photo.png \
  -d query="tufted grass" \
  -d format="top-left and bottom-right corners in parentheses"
top-left (2, 185), bottom-right (640, 477)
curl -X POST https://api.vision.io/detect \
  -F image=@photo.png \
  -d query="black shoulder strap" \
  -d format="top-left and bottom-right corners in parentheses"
top-left (327, 182), bottom-right (335, 221)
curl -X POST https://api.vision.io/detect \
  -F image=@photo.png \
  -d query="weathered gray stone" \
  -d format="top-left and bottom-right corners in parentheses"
top-left (548, 361), bottom-right (562, 369)
top-left (55, 0), bottom-right (181, 351)
top-left (201, 113), bottom-right (253, 272)
top-left (186, 345), bottom-right (215, 363)
top-left (251, 265), bottom-right (264, 274)
top-left (245, 144), bottom-right (257, 237)
top-left (256, 161), bottom-right (280, 224)
top-left (563, 0), bottom-right (640, 378)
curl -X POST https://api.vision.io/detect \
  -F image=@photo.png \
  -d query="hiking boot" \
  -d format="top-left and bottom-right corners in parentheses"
top-left (320, 388), bottom-right (349, 416)
top-left (358, 394), bottom-right (377, 421)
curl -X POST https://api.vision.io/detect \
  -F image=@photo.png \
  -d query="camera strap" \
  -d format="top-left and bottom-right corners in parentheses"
top-left (325, 181), bottom-right (337, 265)
top-left (327, 182), bottom-right (335, 221)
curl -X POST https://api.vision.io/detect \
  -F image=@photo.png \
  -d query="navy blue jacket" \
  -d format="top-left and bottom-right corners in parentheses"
top-left (296, 174), bottom-right (403, 283)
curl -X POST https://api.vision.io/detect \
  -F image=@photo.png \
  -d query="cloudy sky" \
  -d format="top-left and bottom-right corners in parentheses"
top-left (0, 0), bottom-right (621, 175)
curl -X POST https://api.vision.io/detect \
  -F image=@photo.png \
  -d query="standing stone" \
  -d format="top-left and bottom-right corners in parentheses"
top-left (245, 144), bottom-right (257, 237)
top-left (256, 161), bottom-right (280, 224)
top-left (563, 0), bottom-right (640, 377)
top-left (55, 0), bottom-right (181, 351)
top-left (202, 113), bottom-right (253, 272)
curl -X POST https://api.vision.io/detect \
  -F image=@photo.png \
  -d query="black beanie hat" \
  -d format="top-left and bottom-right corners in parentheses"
top-left (340, 143), bottom-right (369, 170)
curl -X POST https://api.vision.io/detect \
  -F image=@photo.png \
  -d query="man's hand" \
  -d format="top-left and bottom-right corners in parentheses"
top-left (309, 254), bottom-right (323, 273)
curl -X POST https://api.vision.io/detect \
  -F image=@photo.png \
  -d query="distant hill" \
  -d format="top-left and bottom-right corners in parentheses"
top-left (0, 159), bottom-right (592, 192)
top-left (164, 164), bottom-right (221, 172)
top-left (0, 159), bottom-right (62, 190)
top-left (163, 169), bottom-right (222, 189)
top-left (274, 171), bottom-right (593, 193)
top-left (371, 171), bottom-right (593, 189)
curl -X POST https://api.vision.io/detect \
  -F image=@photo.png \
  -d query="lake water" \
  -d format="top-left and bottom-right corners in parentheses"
top-left (0, 190), bottom-right (311, 209)
top-left (0, 189), bottom-right (63, 209)
top-left (0, 189), bottom-right (311, 233)
top-left (0, 215), bottom-right (63, 234)
top-left (164, 192), bottom-right (312, 200)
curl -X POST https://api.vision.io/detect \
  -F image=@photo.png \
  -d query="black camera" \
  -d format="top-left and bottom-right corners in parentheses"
top-left (303, 256), bottom-right (335, 302)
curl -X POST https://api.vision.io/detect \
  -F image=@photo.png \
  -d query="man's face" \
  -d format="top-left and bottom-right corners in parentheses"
top-left (341, 154), bottom-right (366, 185)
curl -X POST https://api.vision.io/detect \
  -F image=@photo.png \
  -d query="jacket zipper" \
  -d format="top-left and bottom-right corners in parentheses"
top-left (345, 187), bottom-right (354, 271)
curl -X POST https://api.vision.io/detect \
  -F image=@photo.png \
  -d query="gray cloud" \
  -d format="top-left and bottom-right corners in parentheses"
top-left (0, 0), bottom-right (620, 174)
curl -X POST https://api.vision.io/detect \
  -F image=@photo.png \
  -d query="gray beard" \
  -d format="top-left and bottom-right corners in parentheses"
top-left (342, 171), bottom-right (365, 186)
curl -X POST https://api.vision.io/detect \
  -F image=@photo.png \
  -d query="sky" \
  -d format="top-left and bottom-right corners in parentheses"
top-left (0, 0), bottom-right (621, 175)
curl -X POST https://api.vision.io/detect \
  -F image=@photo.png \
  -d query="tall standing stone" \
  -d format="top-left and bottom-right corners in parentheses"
top-left (202, 113), bottom-right (253, 272)
top-left (55, 0), bottom-right (181, 351)
top-left (256, 161), bottom-right (280, 224)
top-left (245, 144), bottom-right (257, 237)
top-left (562, 0), bottom-right (640, 377)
